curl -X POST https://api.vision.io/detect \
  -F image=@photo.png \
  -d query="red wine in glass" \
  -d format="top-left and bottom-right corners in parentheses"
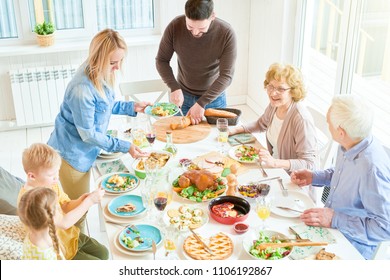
top-left (146, 133), bottom-right (156, 144)
top-left (154, 197), bottom-right (168, 211)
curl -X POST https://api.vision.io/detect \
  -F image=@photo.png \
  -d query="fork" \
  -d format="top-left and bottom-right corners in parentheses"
top-left (278, 178), bottom-right (288, 197)
top-left (257, 159), bottom-right (268, 177)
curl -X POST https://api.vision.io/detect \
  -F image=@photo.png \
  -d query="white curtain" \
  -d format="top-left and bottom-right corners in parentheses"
top-left (0, 0), bottom-right (18, 38)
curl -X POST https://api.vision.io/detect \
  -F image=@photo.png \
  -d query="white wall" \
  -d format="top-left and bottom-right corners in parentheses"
top-left (0, 0), bottom-right (296, 129)
top-left (246, 0), bottom-right (297, 115)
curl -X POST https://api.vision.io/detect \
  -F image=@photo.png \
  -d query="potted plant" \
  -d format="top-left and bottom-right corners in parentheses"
top-left (34, 21), bottom-right (55, 47)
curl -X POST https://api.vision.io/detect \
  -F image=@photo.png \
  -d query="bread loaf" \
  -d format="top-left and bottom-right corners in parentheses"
top-left (170, 116), bottom-right (191, 130)
top-left (204, 108), bottom-right (237, 118)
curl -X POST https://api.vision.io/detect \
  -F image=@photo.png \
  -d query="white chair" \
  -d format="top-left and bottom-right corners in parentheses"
top-left (307, 106), bottom-right (338, 205)
top-left (372, 241), bottom-right (390, 260)
top-left (119, 79), bottom-right (170, 104)
top-left (307, 106), bottom-right (337, 169)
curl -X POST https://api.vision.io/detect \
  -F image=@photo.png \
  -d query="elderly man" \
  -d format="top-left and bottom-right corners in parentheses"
top-left (156, 0), bottom-right (237, 124)
top-left (291, 95), bottom-right (390, 259)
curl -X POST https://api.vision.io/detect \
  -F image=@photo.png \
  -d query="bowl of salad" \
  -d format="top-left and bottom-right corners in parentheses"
top-left (243, 230), bottom-right (293, 260)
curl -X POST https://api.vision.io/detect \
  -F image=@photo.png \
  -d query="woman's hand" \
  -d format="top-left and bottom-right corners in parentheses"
top-left (129, 144), bottom-right (149, 158)
top-left (134, 101), bottom-right (153, 113)
top-left (228, 125), bottom-right (244, 136)
top-left (290, 169), bottom-right (313, 186)
top-left (258, 148), bottom-right (276, 167)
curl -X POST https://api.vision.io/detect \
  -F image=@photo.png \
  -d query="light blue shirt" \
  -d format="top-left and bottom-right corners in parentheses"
top-left (48, 64), bottom-right (136, 172)
top-left (313, 135), bottom-right (390, 259)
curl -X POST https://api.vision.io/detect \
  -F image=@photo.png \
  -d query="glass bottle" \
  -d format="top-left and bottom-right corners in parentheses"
top-left (163, 131), bottom-right (177, 156)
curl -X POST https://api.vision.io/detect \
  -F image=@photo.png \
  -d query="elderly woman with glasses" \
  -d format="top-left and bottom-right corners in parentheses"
top-left (229, 63), bottom-right (318, 172)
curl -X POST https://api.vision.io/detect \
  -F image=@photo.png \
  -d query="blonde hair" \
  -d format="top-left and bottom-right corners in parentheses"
top-left (18, 187), bottom-right (63, 260)
top-left (22, 143), bottom-right (61, 174)
top-left (86, 28), bottom-right (127, 96)
top-left (329, 95), bottom-right (373, 140)
top-left (264, 63), bottom-right (306, 102)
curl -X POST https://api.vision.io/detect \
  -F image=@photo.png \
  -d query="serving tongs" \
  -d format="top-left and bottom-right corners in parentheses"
top-left (189, 228), bottom-right (215, 256)
top-left (256, 241), bottom-right (328, 251)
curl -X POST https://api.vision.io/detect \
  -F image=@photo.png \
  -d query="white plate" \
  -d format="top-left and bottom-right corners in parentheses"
top-left (228, 145), bottom-right (259, 163)
top-left (270, 191), bottom-right (315, 218)
top-left (98, 151), bottom-right (123, 160)
top-left (180, 231), bottom-right (240, 260)
top-left (163, 205), bottom-right (209, 232)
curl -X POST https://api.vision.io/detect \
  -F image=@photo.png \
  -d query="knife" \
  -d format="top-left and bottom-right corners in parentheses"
top-left (254, 176), bottom-right (280, 184)
top-left (276, 206), bottom-right (303, 213)
top-left (189, 228), bottom-right (215, 256)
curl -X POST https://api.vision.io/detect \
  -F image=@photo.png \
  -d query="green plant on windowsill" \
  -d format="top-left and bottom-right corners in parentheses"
top-left (34, 21), bottom-right (55, 47)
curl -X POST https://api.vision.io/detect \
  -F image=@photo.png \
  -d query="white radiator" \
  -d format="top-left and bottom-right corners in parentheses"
top-left (9, 65), bottom-right (77, 126)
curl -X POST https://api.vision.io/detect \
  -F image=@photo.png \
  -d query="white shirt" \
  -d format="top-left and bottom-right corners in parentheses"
top-left (266, 114), bottom-right (284, 158)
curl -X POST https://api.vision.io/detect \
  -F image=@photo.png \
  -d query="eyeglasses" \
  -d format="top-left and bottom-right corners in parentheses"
top-left (266, 84), bottom-right (291, 94)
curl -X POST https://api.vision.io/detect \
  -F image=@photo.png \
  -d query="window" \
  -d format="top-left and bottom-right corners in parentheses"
top-left (296, 0), bottom-right (390, 146)
top-left (0, 0), bottom-right (18, 39)
top-left (0, 0), bottom-right (156, 42)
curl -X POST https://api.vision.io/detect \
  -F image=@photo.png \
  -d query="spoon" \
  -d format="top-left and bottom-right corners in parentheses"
top-left (152, 240), bottom-right (157, 260)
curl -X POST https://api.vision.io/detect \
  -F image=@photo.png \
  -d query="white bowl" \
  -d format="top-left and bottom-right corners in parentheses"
top-left (242, 229), bottom-right (293, 260)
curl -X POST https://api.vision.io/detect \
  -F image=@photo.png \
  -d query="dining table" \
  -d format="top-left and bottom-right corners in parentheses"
top-left (92, 118), bottom-right (364, 261)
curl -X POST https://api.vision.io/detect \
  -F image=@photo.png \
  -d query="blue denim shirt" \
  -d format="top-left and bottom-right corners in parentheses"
top-left (313, 135), bottom-right (390, 259)
top-left (47, 64), bottom-right (136, 172)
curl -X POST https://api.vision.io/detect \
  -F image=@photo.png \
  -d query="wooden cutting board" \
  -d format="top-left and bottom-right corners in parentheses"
top-left (153, 116), bottom-right (211, 144)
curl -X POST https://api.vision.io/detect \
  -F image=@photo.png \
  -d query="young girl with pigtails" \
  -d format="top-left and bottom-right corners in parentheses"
top-left (18, 187), bottom-right (64, 260)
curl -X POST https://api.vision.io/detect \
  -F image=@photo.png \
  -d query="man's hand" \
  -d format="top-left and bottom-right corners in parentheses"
top-left (290, 169), bottom-right (313, 187)
top-left (300, 208), bottom-right (334, 228)
top-left (134, 101), bottom-right (153, 113)
top-left (170, 89), bottom-right (184, 107)
top-left (188, 103), bottom-right (205, 125)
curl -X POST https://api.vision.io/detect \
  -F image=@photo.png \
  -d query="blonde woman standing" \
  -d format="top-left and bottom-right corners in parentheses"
top-left (47, 29), bottom-right (151, 224)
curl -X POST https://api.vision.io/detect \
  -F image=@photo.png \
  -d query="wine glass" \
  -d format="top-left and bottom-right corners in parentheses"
top-left (161, 225), bottom-right (179, 260)
top-left (256, 197), bottom-right (271, 230)
top-left (145, 119), bottom-right (157, 149)
top-left (216, 118), bottom-right (229, 155)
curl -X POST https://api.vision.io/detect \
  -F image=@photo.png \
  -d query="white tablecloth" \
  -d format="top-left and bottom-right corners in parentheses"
top-left (94, 123), bottom-right (364, 260)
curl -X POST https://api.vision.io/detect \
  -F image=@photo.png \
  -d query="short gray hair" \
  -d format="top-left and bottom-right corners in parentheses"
top-left (329, 95), bottom-right (373, 140)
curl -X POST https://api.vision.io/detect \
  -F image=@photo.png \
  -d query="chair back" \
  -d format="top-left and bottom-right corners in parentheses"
top-left (119, 79), bottom-right (170, 104)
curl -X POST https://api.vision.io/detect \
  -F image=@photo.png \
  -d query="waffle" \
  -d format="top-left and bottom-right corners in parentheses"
top-left (183, 232), bottom-right (234, 260)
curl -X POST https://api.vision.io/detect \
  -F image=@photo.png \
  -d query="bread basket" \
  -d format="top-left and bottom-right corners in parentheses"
top-left (205, 108), bottom-right (241, 125)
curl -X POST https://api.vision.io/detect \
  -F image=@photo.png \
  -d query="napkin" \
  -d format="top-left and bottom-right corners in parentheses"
top-left (96, 159), bottom-right (129, 175)
top-left (228, 133), bottom-right (256, 146)
top-left (289, 224), bottom-right (336, 259)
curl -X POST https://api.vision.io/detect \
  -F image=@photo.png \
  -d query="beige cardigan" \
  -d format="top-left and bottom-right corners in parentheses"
top-left (243, 102), bottom-right (318, 172)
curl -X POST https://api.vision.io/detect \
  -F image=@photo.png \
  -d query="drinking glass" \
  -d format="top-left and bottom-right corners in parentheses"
top-left (144, 118), bottom-right (157, 149)
top-left (140, 178), bottom-right (155, 222)
top-left (256, 197), bottom-right (271, 230)
top-left (216, 118), bottom-right (229, 155)
top-left (161, 225), bottom-right (179, 260)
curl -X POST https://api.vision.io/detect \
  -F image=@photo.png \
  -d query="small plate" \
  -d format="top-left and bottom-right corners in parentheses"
top-left (100, 172), bottom-right (140, 194)
top-left (118, 224), bottom-right (162, 252)
top-left (228, 145), bottom-right (259, 163)
top-left (145, 102), bottom-right (179, 118)
top-left (163, 205), bottom-right (209, 232)
top-left (270, 191), bottom-right (315, 218)
top-left (107, 195), bottom-right (146, 218)
top-left (98, 151), bottom-right (123, 160)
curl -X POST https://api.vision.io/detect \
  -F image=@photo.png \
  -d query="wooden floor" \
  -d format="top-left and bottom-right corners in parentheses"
top-left (0, 104), bottom-right (260, 249)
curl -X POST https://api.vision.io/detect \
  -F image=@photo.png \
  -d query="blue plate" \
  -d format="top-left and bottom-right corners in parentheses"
top-left (145, 102), bottom-right (179, 118)
top-left (108, 195), bottom-right (146, 217)
top-left (118, 224), bottom-right (162, 252)
top-left (101, 173), bottom-right (139, 194)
